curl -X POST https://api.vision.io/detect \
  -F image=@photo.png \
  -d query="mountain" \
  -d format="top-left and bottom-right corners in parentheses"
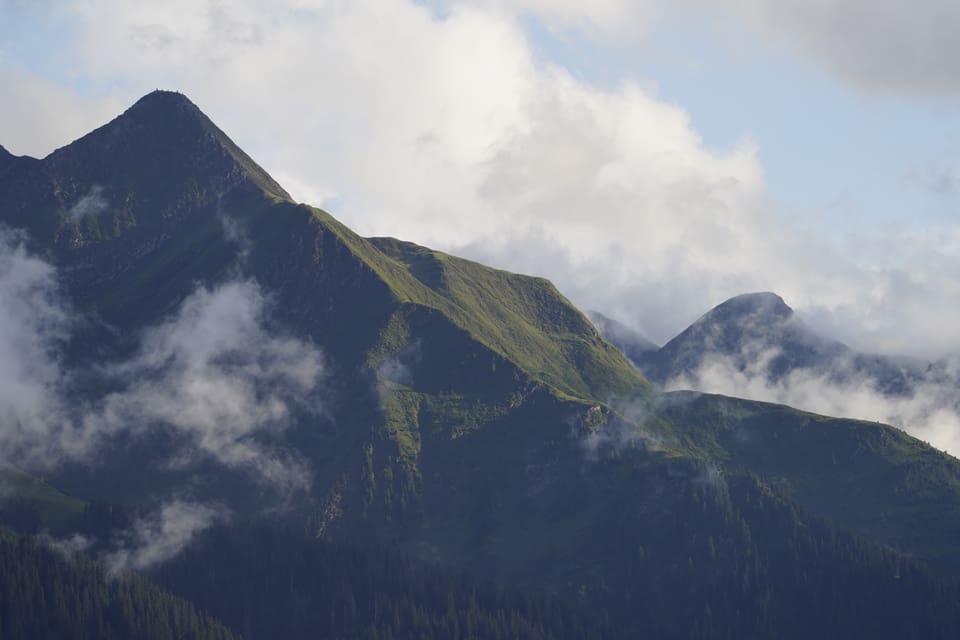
top-left (4, 91), bottom-right (960, 637)
top-left (586, 310), bottom-right (659, 365)
top-left (632, 291), bottom-right (923, 393)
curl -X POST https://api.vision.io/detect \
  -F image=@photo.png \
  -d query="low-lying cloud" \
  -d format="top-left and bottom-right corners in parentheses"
top-left (666, 350), bottom-right (960, 456)
top-left (0, 230), bottom-right (324, 489)
top-left (104, 500), bottom-right (227, 575)
top-left (67, 185), bottom-right (109, 222)
top-left (0, 228), bottom-right (72, 467)
top-left (87, 281), bottom-right (324, 489)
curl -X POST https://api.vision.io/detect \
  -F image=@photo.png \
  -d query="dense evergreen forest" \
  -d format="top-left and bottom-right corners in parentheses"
top-left (154, 525), bottom-right (614, 640)
top-left (0, 531), bottom-right (236, 640)
top-left (6, 470), bottom-right (960, 639)
top-left (581, 468), bottom-right (960, 639)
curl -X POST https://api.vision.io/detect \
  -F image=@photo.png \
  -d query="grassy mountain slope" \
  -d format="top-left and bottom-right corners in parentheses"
top-left (658, 391), bottom-right (960, 575)
top-left (0, 90), bottom-right (645, 403)
top-left (0, 466), bottom-right (85, 530)
top-left (5, 91), bottom-right (960, 637)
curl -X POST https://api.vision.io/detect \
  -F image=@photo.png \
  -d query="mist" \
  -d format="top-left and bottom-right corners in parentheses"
top-left (0, 227), bottom-right (72, 468)
top-left (666, 349), bottom-right (960, 456)
top-left (86, 280), bottom-right (325, 490)
top-left (0, 229), bottom-right (326, 488)
top-left (104, 500), bottom-right (227, 575)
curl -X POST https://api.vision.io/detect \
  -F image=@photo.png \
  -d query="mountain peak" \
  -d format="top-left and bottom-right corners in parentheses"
top-left (121, 89), bottom-right (208, 128)
top-left (44, 90), bottom-right (289, 204)
top-left (708, 291), bottom-right (793, 323)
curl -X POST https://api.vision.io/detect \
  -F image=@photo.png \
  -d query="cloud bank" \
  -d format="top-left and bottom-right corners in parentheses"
top-left (0, 1), bottom-right (958, 358)
top-left (0, 0), bottom-right (948, 360)
top-left (666, 349), bottom-right (960, 456)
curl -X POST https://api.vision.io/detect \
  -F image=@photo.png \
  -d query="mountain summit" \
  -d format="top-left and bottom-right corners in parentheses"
top-left (634, 291), bottom-right (824, 384)
top-left (5, 93), bottom-right (960, 639)
top-left (0, 90), bottom-right (288, 245)
top-left (48, 90), bottom-right (289, 201)
top-left (626, 291), bottom-right (921, 393)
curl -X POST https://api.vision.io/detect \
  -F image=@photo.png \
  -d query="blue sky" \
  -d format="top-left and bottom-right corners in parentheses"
top-left (528, 11), bottom-right (960, 243)
top-left (1, 0), bottom-right (958, 358)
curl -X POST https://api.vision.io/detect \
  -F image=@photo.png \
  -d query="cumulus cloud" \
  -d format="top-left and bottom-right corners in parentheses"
top-left (104, 500), bottom-right (226, 575)
top-left (666, 349), bottom-right (960, 456)
top-left (0, 66), bottom-right (124, 158)
top-left (2, 0), bottom-right (959, 358)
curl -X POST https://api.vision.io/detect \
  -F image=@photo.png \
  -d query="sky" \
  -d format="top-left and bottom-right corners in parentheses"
top-left (1, 0), bottom-right (959, 359)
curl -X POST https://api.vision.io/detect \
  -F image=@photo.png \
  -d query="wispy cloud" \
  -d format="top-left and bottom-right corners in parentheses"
top-left (0, 228), bottom-right (325, 489)
top-left (666, 348), bottom-right (960, 456)
top-left (375, 339), bottom-right (421, 405)
top-left (104, 500), bottom-right (227, 575)
top-left (85, 280), bottom-right (325, 490)
top-left (0, 227), bottom-right (73, 467)
top-left (67, 185), bottom-right (109, 222)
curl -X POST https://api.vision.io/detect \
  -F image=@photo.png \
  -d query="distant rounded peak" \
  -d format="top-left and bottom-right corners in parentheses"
top-left (705, 292), bottom-right (794, 324)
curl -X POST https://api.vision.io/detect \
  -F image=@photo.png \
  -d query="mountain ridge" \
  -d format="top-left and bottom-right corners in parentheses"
top-left (5, 92), bottom-right (960, 638)
top-left (633, 290), bottom-right (921, 393)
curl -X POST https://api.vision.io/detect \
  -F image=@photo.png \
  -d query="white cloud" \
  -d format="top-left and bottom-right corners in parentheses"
top-left (86, 280), bottom-right (325, 490)
top-left (1, 0), bottom-right (959, 360)
top-left (0, 66), bottom-right (123, 158)
top-left (666, 350), bottom-right (960, 456)
top-left (0, 228), bottom-right (73, 467)
top-left (0, 229), bottom-right (324, 487)
top-left (104, 500), bottom-right (226, 574)
top-left (67, 185), bottom-right (109, 222)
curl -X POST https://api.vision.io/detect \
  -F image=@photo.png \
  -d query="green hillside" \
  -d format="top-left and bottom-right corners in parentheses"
top-left (658, 391), bottom-right (960, 574)
top-left (4, 90), bottom-right (960, 637)
top-left (0, 466), bottom-right (85, 530)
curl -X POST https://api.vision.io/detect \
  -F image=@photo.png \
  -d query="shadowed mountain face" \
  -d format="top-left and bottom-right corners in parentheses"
top-left (0, 146), bottom-right (16, 175)
top-left (5, 92), bottom-right (960, 638)
top-left (632, 292), bottom-right (923, 394)
top-left (586, 310), bottom-right (659, 365)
